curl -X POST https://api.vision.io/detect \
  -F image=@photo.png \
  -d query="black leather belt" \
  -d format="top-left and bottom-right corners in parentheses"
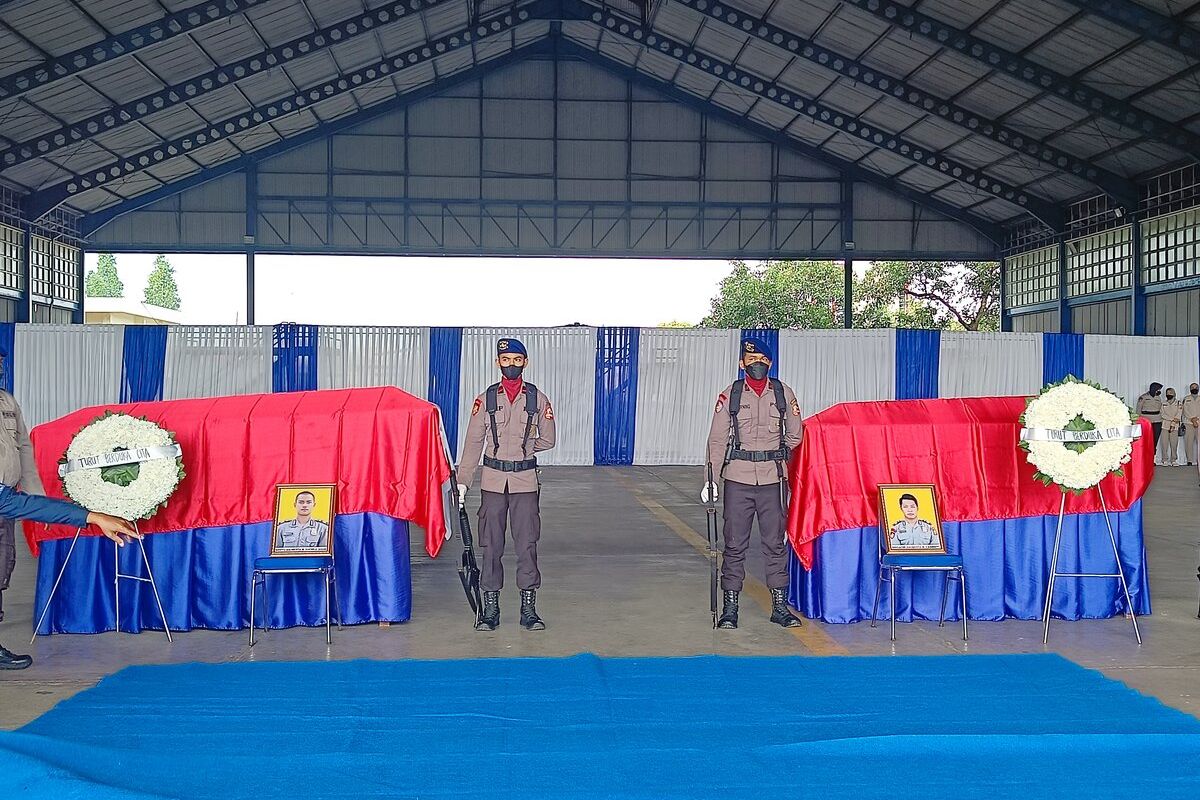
top-left (729, 448), bottom-right (788, 463)
top-left (483, 456), bottom-right (538, 472)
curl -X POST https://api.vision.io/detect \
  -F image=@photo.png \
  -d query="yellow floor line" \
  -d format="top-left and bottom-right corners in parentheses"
top-left (611, 470), bottom-right (849, 656)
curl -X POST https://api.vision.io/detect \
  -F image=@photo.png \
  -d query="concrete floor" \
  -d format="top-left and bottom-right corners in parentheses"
top-left (1, 465), bottom-right (1198, 729)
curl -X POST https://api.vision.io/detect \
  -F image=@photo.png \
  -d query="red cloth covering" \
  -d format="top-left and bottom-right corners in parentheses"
top-left (26, 387), bottom-right (452, 558)
top-left (786, 396), bottom-right (1155, 569)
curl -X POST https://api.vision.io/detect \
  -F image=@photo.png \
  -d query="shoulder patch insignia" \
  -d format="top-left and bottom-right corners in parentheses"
top-left (472, 397), bottom-right (482, 416)
top-left (715, 393), bottom-right (727, 413)
top-left (544, 403), bottom-right (554, 420)
top-left (791, 399), bottom-right (801, 416)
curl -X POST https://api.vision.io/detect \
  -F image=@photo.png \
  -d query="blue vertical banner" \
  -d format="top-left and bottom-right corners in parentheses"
top-left (0, 321), bottom-right (13, 394)
top-left (428, 327), bottom-right (463, 461)
top-left (120, 325), bottom-right (168, 403)
top-left (1042, 333), bottom-right (1084, 386)
top-left (895, 329), bottom-right (940, 400)
top-left (740, 327), bottom-right (780, 377)
top-left (272, 324), bottom-right (319, 393)
top-left (594, 327), bottom-right (640, 465)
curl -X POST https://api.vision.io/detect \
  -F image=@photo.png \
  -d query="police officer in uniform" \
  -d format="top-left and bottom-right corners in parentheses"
top-left (457, 338), bottom-right (556, 631)
top-left (1182, 382), bottom-right (1200, 467)
top-left (1160, 388), bottom-right (1183, 466)
top-left (273, 491), bottom-right (330, 551)
top-left (704, 338), bottom-right (803, 629)
top-left (0, 345), bottom-right (45, 625)
top-left (1136, 382), bottom-right (1164, 451)
top-left (889, 494), bottom-right (938, 549)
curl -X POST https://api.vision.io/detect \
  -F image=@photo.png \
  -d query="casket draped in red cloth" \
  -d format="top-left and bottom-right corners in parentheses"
top-left (787, 396), bottom-right (1155, 569)
top-left (27, 387), bottom-right (451, 558)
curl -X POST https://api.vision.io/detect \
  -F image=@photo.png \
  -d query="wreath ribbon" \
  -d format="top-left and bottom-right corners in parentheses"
top-left (1019, 426), bottom-right (1142, 443)
top-left (58, 444), bottom-right (183, 477)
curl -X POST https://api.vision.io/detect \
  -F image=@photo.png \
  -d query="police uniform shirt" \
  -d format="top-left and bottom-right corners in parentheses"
top-left (1161, 398), bottom-right (1184, 431)
top-left (706, 380), bottom-right (803, 486)
top-left (1182, 394), bottom-right (1200, 427)
top-left (1136, 392), bottom-right (1163, 423)
top-left (889, 519), bottom-right (938, 549)
top-left (0, 391), bottom-right (43, 494)
top-left (274, 518), bottom-right (329, 550)
top-left (458, 384), bottom-right (556, 494)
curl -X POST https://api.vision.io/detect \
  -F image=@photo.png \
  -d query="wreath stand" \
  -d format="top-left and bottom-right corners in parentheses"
top-left (1041, 485), bottom-right (1141, 644)
top-left (31, 521), bottom-right (173, 644)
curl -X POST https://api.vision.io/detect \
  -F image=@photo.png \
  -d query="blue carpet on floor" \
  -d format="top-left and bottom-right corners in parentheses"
top-left (2, 654), bottom-right (1199, 799)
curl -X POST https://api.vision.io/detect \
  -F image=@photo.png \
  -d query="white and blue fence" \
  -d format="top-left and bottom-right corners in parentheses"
top-left (3, 322), bottom-right (1198, 466)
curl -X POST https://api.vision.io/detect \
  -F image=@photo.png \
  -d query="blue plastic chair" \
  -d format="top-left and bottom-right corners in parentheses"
top-left (870, 527), bottom-right (968, 642)
top-left (249, 555), bottom-right (342, 646)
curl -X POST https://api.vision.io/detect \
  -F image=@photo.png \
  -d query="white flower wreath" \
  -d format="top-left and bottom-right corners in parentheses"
top-left (58, 412), bottom-right (185, 520)
top-left (1019, 376), bottom-right (1141, 493)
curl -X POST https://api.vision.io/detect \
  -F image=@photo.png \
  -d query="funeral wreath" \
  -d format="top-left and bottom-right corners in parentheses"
top-left (58, 412), bottom-right (185, 520)
top-left (1019, 376), bottom-right (1141, 493)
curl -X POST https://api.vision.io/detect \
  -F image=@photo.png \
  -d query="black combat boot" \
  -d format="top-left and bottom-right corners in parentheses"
top-left (475, 591), bottom-right (500, 631)
top-left (519, 589), bottom-right (545, 631)
top-left (769, 588), bottom-right (802, 628)
top-left (0, 642), bottom-right (32, 670)
top-left (716, 590), bottom-right (739, 629)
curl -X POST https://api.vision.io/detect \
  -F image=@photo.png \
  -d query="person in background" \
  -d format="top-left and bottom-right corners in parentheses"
top-left (1159, 389), bottom-right (1183, 467)
top-left (1136, 382), bottom-right (1164, 450)
top-left (0, 484), bottom-right (137, 669)
top-left (0, 344), bottom-right (45, 626)
top-left (1182, 382), bottom-right (1200, 468)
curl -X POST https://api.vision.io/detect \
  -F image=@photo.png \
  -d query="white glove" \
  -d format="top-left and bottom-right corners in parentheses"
top-left (700, 482), bottom-right (719, 503)
top-left (456, 484), bottom-right (468, 507)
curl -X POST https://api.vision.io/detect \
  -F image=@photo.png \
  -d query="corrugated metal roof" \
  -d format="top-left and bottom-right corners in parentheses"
top-left (1, 0), bottom-right (1198, 232)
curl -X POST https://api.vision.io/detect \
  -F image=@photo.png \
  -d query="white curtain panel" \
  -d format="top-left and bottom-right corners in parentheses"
top-left (634, 328), bottom-right (740, 465)
top-left (938, 332), bottom-right (1043, 399)
top-left (14, 324), bottom-right (123, 427)
top-left (317, 326), bottom-right (429, 398)
top-left (776, 329), bottom-right (896, 417)
top-left (457, 327), bottom-right (597, 466)
top-left (162, 326), bottom-right (273, 400)
top-left (1084, 335), bottom-right (1200, 408)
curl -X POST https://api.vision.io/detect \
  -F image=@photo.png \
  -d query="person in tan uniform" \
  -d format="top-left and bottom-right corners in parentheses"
top-left (457, 337), bottom-right (555, 631)
top-left (0, 345), bottom-right (45, 624)
top-left (1135, 382), bottom-right (1164, 451)
top-left (1182, 382), bottom-right (1199, 467)
top-left (704, 337), bottom-right (803, 629)
top-left (1160, 389), bottom-right (1183, 466)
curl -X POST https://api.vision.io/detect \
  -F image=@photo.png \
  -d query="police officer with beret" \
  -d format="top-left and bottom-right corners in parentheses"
top-left (457, 337), bottom-right (556, 631)
top-left (704, 338), bottom-right (803, 629)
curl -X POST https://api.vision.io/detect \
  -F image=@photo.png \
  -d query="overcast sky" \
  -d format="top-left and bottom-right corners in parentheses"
top-left (86, 253), bottom-right (738, 327)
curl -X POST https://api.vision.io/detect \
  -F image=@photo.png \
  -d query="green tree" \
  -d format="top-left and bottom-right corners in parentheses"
top-left (702, 260), bottom-right (847, 329)
top-left (84, 252), bottom-right (124, 298)
top-left (144, 254), bottom-right (181, 310)
top-left (658, 320), bottom-right (694, 328)
top-left (857, 261), bottom-right (1000, 331)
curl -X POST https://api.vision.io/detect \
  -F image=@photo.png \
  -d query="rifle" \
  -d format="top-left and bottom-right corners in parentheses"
top-left (450, 477), bottom-right (482, 624)
top-left (705, 462), bottom-right (719, 628)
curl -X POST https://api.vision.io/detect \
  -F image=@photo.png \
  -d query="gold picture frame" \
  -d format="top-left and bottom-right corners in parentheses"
top-left (878, 484), bottom-right (946, 555)
top-left (271, 484), bottom-right (336, 557)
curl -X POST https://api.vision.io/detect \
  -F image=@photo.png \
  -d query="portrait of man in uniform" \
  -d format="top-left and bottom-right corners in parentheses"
top-left (272, 485), bottom-right (335, 557)
top-left (879, 485), bottom-right (945, 554)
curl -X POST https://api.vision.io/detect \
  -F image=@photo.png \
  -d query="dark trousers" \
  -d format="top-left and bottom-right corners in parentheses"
top-left (1151, 422), bottom-right (1162, 447)
top-left (0, 518), bottom-right (14, 591)
top-left (478, 488), bottom-right (541, 592)
top-left (721, 480), bottom-right (788, 591)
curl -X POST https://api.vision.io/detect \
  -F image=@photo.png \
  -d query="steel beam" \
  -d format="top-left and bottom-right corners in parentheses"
top-left (840, 0), bottom-right (1200, 155)
top-left (79, 40), bottom-right (555, 236)
top-left (558, 37), bottom-right (1005, 244)
top-left (26, 8), bottom-right (542, 221)
top-left (0, 0), bottom-right (457, 168)
top-left (672, 0), bottom-right (1138, 209)
top-left (580, 3), bottom-right (1064, 229)
top-left (0, 0), bottom-right (269, 102)
top-left (1057, 0), bottom-right (1200, 63)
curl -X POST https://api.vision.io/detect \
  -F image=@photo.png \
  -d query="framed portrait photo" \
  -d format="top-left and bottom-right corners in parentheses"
top-left (878, 484), bottom-right (946, 555)
top-left (271, 484), bottom-right (336, 557)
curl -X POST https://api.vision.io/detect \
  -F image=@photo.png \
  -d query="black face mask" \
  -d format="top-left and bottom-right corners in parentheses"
top-left (1167, 394), bottom-right (1176, 402)
top-left (500, 365), bottom-right (524, 381)
top-left (1153, 390), bottom-right (1162, 397)
top-left (744, 362), bottom-right (770, 380)
top-left (1192, 388), bottom-right (1199, 396)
